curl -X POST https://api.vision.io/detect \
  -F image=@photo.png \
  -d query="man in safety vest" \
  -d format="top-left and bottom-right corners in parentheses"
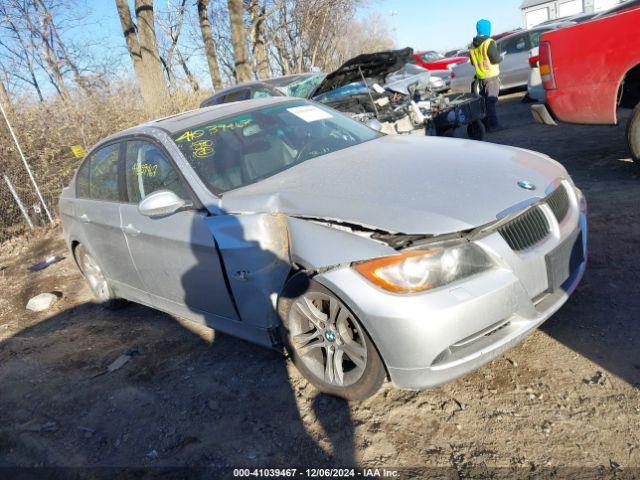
top-left (470, 19), bottom-right (503, 132)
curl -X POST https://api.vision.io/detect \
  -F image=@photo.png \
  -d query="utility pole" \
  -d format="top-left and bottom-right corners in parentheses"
top-left (390, 10), bottom-right (398, 41)
top-left (0, 98), bottom-right (54, 224)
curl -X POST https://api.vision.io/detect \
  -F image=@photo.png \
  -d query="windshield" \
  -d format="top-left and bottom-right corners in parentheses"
top-left (172, 101), bottom-right (381, 195)
top-left (271, 74), bottom-right (326, 98)
top-left (313, 82), bottom-right (370, 103)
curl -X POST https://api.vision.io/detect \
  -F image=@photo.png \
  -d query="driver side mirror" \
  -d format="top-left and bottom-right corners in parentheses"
top-left (138, 190), bottom-right (192, 218)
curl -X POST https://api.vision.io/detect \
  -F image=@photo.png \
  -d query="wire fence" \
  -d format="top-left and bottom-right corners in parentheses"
top-left (0, 100), bottom-right (79, 244)
top-left (0, 86), bottom-right (204, 245)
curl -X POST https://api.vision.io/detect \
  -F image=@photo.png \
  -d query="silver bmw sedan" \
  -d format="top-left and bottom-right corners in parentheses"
top-left (60, 97), bottom-right (587, 400)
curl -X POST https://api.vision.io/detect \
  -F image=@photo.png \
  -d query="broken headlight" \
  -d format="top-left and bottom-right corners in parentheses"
top-left (353, 241), bottom-right (493, 293)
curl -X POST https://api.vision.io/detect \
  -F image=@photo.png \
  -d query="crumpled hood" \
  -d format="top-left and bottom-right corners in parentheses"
top-left (220, 135), bottom-right (567, 235)
top-left (312, 47), bottom-right (414, 97)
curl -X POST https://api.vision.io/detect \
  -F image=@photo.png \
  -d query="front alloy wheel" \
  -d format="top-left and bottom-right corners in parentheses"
top-left (279, 277), bottom-right (385, 400)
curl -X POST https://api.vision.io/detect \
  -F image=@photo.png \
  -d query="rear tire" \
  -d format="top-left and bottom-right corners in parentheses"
top-left (627, 103), bottom-right (640, 162)
top-left (278, 274), bottom-right (386, 401)
top-left (467, 120), bottom-right (486, 141)
top-left (75, 244), bottom-right (127, 310)
top-left (471, 80), bottom-right (481, 95)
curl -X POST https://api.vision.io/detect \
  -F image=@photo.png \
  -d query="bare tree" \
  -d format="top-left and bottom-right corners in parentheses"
top-left (248, 0), bottom-right (270, 79)
top-left (115, 0), bottom-right (171, 113)
top-left (197, 0), bottom-right (223, 90)
top-left (227, 0), bottom-right (252, 82)
top-left (0, 15), bottom-right (45, 101)
top-left (0, 78), bottom-right (13, 115)
top-left (157, 0), bottom-right (200, 92)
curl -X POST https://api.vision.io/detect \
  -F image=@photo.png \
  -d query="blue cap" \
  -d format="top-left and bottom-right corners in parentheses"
top-left (476, 19), bottom-right (491, 36)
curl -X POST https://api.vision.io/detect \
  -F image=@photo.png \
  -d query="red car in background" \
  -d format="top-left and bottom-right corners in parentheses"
top-left (410, 50), bottom-right (468, 70)
top-left (532, 5), bottom-right (640, 161)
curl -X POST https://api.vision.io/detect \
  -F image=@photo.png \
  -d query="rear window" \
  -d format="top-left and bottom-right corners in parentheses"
top-left (500, 34), bottom-right (529, 54)
top-left (171, 101), bottom-right (381, 195)
top-left (84, 143), bottom-right (120, 201)
top-left (76, 159), bottom-right (90, 197)
top-left (530, 29), bottom-right (549, 48)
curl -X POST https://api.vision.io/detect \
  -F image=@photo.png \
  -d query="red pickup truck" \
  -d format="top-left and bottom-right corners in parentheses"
top-left (531, 5), bottom-right (640, 161)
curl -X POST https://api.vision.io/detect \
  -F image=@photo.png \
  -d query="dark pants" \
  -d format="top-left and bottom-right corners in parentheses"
top-left (479, 76), bottom-right (500, 128)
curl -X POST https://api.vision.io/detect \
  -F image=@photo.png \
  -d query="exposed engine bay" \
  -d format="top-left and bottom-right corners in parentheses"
top-left (310, 47), bottom-right (486, 138)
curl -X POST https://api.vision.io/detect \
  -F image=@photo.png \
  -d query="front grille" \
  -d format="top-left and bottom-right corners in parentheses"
top-left (546, 184), bottom-right (570, 223)
top-left (498, 207), bottom-right (550, 251)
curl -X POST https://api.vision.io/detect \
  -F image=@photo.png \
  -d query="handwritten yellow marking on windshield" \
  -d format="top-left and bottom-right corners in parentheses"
top-left (175, 129), bottom-right (204, 143)
top-left (206, 119), bottom-right (252, 135)
top-left (192, 140), bottom-right (215, 159)
top-left (131, 163), bottom-right (158, 177)
top-left (176, 119), bottom-right (252, 144)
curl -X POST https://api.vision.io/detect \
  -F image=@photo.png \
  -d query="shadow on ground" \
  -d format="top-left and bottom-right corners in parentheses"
top-left (0, 300), bottom-right (355, 468)
top-left (490, 95), bottom-right (640, 388)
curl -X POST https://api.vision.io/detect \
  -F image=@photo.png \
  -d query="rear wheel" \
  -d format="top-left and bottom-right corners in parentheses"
top-left (627, 102), bottom-right (640, 162)
top-left (278, 276), bottom-right (386, 400)
top-left (75, 245), bottom-right (127, 309)
top-left (467, 120), bottom-right (486, 141)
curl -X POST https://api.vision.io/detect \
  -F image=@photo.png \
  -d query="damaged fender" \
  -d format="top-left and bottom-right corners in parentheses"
top-left (205, 212), bottom-right (398, 330)
top-left (204, 213), bottom-right (290, 329)
top-left (286, 217), bottom-right (396, 270)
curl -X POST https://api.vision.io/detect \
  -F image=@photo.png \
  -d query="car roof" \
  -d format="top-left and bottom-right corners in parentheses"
top-left (263, 73), bottom-right (319, 86)
top-left (199, 81), bottom-right (278, 106)
top-left (92, 97), bottom-right (301, 149)
top-left (496, 23), bottom-right (568, 43)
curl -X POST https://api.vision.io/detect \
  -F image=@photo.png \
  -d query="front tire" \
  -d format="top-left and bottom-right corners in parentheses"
top-left (278, 275), bottom-right (386, 400)
top-left (75, 244), bottom-right (127, 309)
top-left (627, 103), bottom-right (640, 162)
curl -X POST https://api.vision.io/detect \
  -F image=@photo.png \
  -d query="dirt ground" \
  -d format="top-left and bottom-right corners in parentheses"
top-left (1, 93), bottom-right (639, 479)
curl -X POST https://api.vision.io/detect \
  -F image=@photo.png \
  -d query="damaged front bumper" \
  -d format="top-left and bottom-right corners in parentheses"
top-left (314, 186), bottom-right (587, 390)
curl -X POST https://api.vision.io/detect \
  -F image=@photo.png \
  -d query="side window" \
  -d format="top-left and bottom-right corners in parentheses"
top-left (226, 89), bottom-right (251, 102)
top-left (88, 143), bottom-right (120, 201)
top-left (500, 35), bottom-right (529, 55)
top-left (252, 88), bottom-right (275, 99)
top-left (530, 30), bottom-right (546, 48)
top-left (76, 159), bottom-right (90, 197)
top-left (124, 140), bottom-right (190, 204)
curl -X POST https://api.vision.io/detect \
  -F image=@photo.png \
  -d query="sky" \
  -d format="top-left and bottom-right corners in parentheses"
top-left (368, 0), bottom-right (524, 52)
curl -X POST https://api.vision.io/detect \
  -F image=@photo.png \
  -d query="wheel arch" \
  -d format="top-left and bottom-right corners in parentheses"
top-left (298, 271), bottom-right (391, 381)
top-left (70, 239), bottom-right (82, 269)
top-left (618, 63), bottom-right (640, 110)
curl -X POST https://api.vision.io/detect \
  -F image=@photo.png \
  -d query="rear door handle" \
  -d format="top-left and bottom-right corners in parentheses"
top-left (123, 224), bottom-right (141, 236)
top-left (79, 214), bottom-right (91, 224)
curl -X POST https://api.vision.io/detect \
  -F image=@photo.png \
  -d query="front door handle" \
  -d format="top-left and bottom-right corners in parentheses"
top-left (123, 224), bottom-right (141, 236)
top-left (79, 213), bottom-right (91, 224)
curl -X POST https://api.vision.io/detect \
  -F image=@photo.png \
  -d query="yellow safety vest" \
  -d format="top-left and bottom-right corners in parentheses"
top-left (470, 39), bottom-right (500, 80)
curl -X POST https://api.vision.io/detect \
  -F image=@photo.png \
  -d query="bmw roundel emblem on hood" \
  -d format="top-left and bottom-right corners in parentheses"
top-left (517, 180), bottom-right (536, 191)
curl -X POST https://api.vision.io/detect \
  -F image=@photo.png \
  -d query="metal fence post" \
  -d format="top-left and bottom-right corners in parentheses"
top-left (3, 174), bottom-right (35, 230)
top-left (0, 98), bottom-right (54, 223)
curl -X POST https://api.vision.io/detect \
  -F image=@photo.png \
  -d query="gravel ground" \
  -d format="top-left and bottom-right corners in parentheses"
top-left (1, 93), bottom-right (639, 479)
